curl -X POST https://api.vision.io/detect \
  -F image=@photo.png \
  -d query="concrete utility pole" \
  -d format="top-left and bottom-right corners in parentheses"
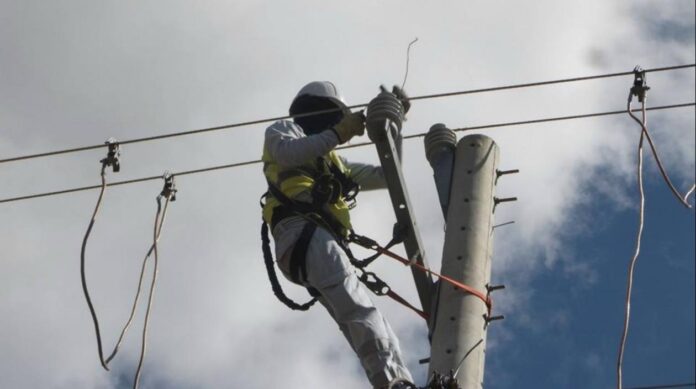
top-left (426, 126), bottom-right (505, 388)
top-left (366, 90), bottom-right (434, 314)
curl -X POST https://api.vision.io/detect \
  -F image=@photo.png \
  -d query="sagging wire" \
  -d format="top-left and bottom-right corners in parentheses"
top-left (105, 172), bottom-right (176, 368)
top-left (617, 98), bottom-right (646, 389)
top-left (133, 173), bottom-right (177, 389)
top-left (626, 70), bottom-right (695, 209)
top-left (80, 139), bottom-right (121, 370)
top-left (401, 37), bottom-right (419, 90)
top-left (79, 141), bottom-right (177, 387)
top-left (617, 67), bottom-right (695, 389)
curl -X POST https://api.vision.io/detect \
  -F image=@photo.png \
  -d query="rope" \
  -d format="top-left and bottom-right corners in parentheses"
top-left (351, 237), bottom-right (492, 314)
top-left (1, 64), bottom-right (692, 166)
top-left (2, 102), bottom-right (693, 206)
top-left (260, 221), bottom-right (318, 311)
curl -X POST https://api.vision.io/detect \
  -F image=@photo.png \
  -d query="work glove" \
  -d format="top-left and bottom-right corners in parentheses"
top-left (332, 110), bottom-right (366, 144)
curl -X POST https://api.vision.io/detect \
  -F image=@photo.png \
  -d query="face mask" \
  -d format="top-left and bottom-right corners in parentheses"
top-left (290, 96), bottom-right (343, 135)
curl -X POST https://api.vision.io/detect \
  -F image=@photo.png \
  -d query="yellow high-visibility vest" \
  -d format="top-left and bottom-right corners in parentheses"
top-left (262, 147), bottom-right (352, 236)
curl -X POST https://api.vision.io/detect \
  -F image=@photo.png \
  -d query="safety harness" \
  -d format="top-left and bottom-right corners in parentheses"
top-left (260, 156), bottom-right (428, 320)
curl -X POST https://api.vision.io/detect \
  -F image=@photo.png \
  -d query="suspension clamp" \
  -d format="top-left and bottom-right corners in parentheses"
top-left (630, 66), bottom-right (650, 103)
top-left (160, 172), bottom-right (177, 201)
top-left (100, 138), bottom-right (121, 172)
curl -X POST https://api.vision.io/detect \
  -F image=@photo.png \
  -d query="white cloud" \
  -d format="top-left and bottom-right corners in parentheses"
top-left (0, 1), bottom-right (693, 388)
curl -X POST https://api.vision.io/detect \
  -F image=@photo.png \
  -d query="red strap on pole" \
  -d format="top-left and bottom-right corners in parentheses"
top-left (376, 247), bottom-right (492, 314)
top-left (386, 290), bottom-right (429, 321)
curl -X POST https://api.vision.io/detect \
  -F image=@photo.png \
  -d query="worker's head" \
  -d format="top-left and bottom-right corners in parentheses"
top-left (290, 81), bottom-right (347, 135)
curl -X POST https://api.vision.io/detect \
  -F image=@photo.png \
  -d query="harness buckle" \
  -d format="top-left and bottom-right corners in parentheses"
top-left (358, 270), bottom-right (390, 296)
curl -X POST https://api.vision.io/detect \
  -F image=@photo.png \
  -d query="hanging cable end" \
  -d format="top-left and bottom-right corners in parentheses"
top-left (100, 138), bottom-right (121, 172)
top-left (160, 171), bottom-right (177, 201)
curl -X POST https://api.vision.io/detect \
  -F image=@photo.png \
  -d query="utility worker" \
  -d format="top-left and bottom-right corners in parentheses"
top-left (261, 81), bottom-right (415, 388)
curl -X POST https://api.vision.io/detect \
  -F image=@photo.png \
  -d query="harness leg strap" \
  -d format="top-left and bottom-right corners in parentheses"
top-left (289, 221), bottom-right (318, 284)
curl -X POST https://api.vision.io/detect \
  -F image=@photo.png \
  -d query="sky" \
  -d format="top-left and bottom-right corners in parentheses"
top-left (0, 1), bottom-right (694, 388)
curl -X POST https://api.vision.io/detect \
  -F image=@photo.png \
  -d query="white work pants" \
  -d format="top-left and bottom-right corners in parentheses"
top-left (273, 218), bottom-right (413, 388)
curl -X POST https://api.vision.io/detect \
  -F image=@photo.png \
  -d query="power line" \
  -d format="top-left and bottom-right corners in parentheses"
top-left (1, 102), bottom-right (692, 205)
top-left (0, 64), bottom-right (692, 165)
top-left (624, 383), bottom-right (695, 389)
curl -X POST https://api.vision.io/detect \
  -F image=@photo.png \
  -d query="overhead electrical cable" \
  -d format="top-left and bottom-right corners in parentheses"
top-left (617, 93), bottom-right (647, 389)
top-left (133, 186), bottom-right (176, 389)
top-left (78, 137), bottom-right (177, 388)
top-left (0, 64), bottom-right (692, 165)
top-left (616, 68), bottom-right (695, 389)
top-left (79, 162), bottom-right (112, 371)
top-left (624, 383), bottom-right (696, 389)
top-left (105, 177), bottom-right (173, 366)
top-left (1, 102), bottom-right (693, 205)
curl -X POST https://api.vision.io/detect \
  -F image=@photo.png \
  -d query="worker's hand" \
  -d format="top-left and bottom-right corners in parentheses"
top-left (391, 85), bottom-right (411, 115)
top-left (332, 110), bottom-right (366, 144)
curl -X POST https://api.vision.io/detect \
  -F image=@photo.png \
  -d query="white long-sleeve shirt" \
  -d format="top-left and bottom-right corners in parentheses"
top-left (264, 119), bottom-right (389, 260)
top-left (264, 119), bottom-right (389, 191)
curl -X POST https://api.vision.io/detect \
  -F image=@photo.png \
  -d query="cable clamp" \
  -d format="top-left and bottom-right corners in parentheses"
top-left (630, 66), bottom-right (650, 103)
top-left (100, 138), bottom-right (121, 172)
top-left (160, 171), bottom-right (177, 201)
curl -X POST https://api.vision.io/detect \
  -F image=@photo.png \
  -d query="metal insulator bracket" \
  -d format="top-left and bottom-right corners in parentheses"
top-left (496, 169), bottom-right (519, 177)
top-left (160, 172), bottom-right (177, 201)
top-left (486, 284), bottom-right (506, 293)
top-left (100, 138), bottom-right (121, 172)
top-left (494, 196), bottom-right (517, 204)
top-left (484, 314), bottom-right (505, 324)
